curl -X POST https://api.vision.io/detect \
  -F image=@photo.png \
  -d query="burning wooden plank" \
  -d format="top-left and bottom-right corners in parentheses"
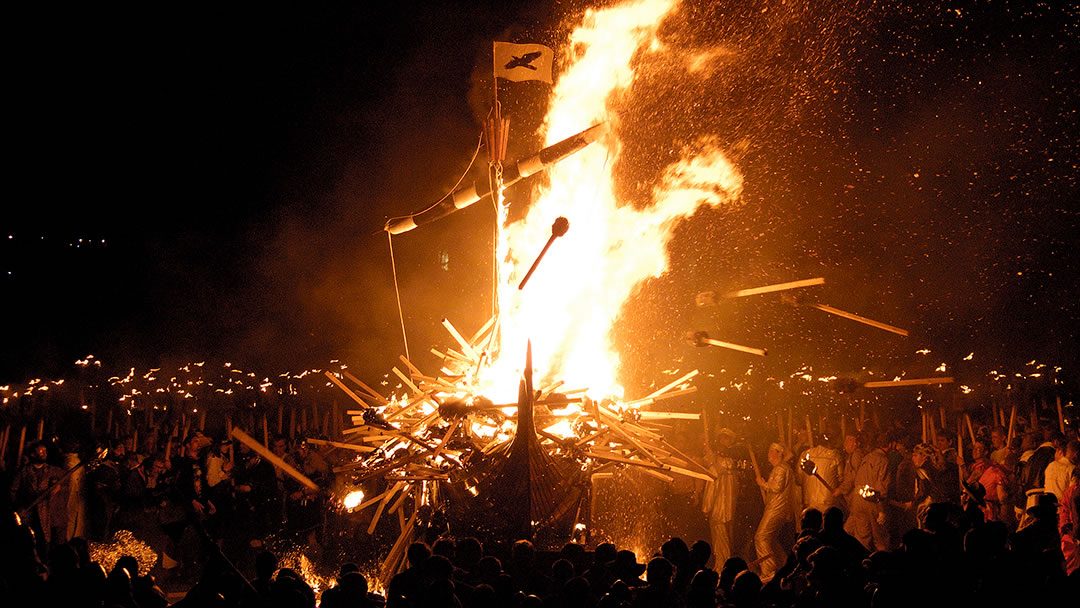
top-left (343, 371), bottom-right (388, 403)
top-left (441, 318), bottom-right (481, 361)
top-left (324, 372), bottom-right (373, 409)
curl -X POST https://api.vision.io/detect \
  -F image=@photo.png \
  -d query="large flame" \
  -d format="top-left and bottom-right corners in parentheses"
top-left (479, 0), bottom-right (743, 400)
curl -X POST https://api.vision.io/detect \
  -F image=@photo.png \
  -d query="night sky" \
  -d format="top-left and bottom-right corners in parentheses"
top-left (4, 1), bottom-right (1077, 395)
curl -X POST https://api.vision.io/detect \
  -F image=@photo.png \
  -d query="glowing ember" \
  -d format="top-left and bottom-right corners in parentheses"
top-left (88, 529), bottom-right (158, 575)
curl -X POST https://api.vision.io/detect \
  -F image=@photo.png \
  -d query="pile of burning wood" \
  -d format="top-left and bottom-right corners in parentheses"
top-left (306, 317), bottom-right (712, 587)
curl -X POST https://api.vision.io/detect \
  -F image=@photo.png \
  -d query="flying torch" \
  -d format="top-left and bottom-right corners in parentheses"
top-left (686, 330), bottom-right (767, 357)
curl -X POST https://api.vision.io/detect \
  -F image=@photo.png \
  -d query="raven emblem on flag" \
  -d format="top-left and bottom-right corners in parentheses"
top-left (505, 52), bottom-right (542, 71)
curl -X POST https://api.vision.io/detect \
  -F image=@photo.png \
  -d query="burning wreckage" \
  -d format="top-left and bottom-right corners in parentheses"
top-left (309, 114), bottom-right (720, 584)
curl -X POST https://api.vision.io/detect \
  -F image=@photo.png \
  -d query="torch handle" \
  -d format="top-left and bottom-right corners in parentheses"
top-left (813, 471), bottom-right (834, 493)
top-left (518, 235), bottom-right (558, 290)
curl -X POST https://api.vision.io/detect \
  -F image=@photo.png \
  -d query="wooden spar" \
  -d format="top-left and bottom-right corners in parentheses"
top-left (596, 406), bottom-right (662, 440)
top-left (921, 411), bottom-right (927, 444)
top-left (343, 371), bottom-right (388, 403)
top-left (585, 450), bottom-right (710, 481)
top-left (656, 435), bottom-right (713, 477)
top-left (413, 375), bottom-right (462, 394)
top-left (1007, 405), bottom-right (1017, 445)
top-left (441, 318), bottom-right (480, 361)
top-left (324, 371), bottom-right (371, 408)
top-left (840, 415), bottom-right (846, 439)
top-left (262, 416), bottom-right (269, 447)
top-left (956, 421), bottom-right (964, 479)
top-left (1056, 396), bottom-right (1065, 433)
top-left (442, 348), bottom-right (474, 365)
top-left (199, 408), bottom-right (207, 431)
top-left (379, 510), bottom-right (417, 588)
top-left (575, 428), bottom-right (607, 448)
top-left (597, 412), bottom-right (665, 467)
top-left (431, 418), bottom-right (462, 460)
top-left (628, 387), bottom-right (698, 409)
top-left (636, 411), bottom-right (700, 421)
top-left (398, 355), bottom-right (425, 379)
top-left (703, 337), bottom-right (767, 357)
top-left (16, 426), bottom-right (27, 464)
top-left (940, 405), bottom-right (946, 428)
top-left (929, 413), bottom-right (937, 444)
top-left (965, 414), bottom-right (976, 445)
top-left (368, 482), bottom-right (404, 534)
top-left (0, 426), bottom-right (8, 469)
top-left (277, 405), bottom-right (284, 434)
top-left (776, 412), bottom-right (785, 443)
top-left (640, 468), bottom-right (676, 483)
top-left (352, 487), bottom-right (394, 512)
top-left (334, 401), bottom-right (342, 440)
top-left (305, 438), bottom-right (376, 453)
top-left (724, 276), bottom-right (825, 298)
top-left (391, 368), bottom-right (424, 397)
top-left (539, 380), bottom-right (565, 400)
top-left (644, 370), bottom-right (699, 401)
top-left (384, 396), bottom-right (432, 422)
top-left (388, 487), bottom-right (412, 514)
top-left (809, 303), bottom-right (909, 337)
top-left (37, 418), bottom-right (44, 441)
top-left (468, 315), bottom-right (497, 347)
top-left (230, 427), bottom-right (318, 490)
top-left (863, 377), bottom-right (954, 388)
top-left (746, 443), bottom-right (767, 502)
top-left (788, 406), bottom-right (793, 449)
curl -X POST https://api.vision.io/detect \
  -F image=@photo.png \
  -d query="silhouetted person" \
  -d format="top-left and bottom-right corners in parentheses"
top-left (729, 570), bottom-right (761, 608)
top-left (388, 541), bottom-right (430, 608)
top-left (819, 506), bottom-right (867, 571)
top-left (631, 557), bottom-right (679, 608)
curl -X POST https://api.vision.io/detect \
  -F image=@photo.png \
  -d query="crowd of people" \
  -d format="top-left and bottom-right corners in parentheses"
top-left (2, 429), bottom-right (335, 597)
top-left (0, 411), bottom-right (1077, 606)
top-left (704, 420), bottom-right (1080, 573)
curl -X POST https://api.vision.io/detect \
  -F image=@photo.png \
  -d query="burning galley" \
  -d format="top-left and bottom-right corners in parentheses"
top-left (308, 0), bottom-right (901, 590)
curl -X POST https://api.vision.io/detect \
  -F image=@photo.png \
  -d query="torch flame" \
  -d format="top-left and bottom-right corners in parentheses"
top-left (343, 490), bottom-right (365, 511)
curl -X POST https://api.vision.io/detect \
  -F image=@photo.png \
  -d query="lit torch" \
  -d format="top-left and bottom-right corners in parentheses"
top-left (342, 489), bottom-right (365, 511)
top-left (857, 484), bottom-right (882, 503)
